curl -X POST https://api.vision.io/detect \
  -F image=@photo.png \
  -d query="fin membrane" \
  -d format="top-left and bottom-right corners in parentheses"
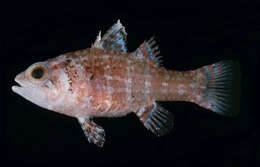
top-left (198, 60), bottom-right (241, 116)
top-left (135, 102), bottom-right (174, 136)
top-left (93, 20), bottom-right (127, 52)
top-left (135, 37), bottom-right (162, 67)
top-left (78, 118), bottom-right (105, 147)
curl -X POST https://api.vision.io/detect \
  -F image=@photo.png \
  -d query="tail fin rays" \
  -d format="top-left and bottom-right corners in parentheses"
top-left (198, 60), bottom-right (241, 116)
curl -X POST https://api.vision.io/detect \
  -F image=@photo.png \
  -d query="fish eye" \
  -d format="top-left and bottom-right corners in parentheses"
top-left (31, 67), bottom-right (44, 79)
top-left (26, 63), bottom-right (48, 83)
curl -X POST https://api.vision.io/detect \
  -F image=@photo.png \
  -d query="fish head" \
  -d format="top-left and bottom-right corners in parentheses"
top-left (12, 61), bottom-right (65, 110)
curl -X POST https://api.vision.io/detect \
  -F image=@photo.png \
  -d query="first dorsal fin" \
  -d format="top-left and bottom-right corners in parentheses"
top-left (135, 102), bottom-right (174, 136)
top-left (93, 20), bottom-right (127, 52)
top-left (135, 37), bottom-right (162, 67)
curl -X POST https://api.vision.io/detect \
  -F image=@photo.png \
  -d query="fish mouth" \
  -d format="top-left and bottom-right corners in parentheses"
top-left (11, 78), bottom-right (24, 93)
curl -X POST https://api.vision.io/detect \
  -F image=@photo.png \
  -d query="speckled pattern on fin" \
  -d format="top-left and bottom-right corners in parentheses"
top-left (78, 117), bottom-right (105, 147)
top-left (93, 20), bottom-right (127, 52)
top-left (135, 102), bottom-right (174, 136)
top-left (197, 60), bottom-right (241, 117)
top-left (135, 37), bottom-right (162, 67)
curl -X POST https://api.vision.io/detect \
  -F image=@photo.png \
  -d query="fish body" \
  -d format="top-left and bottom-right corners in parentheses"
top-left (44, 48), bottom-right (200, 117)
top-left (12, 20), bottom-right (240, 147)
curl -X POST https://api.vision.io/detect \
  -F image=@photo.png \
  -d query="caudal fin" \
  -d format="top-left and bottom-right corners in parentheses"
top-left (197, 60), bottom-right (241, 116)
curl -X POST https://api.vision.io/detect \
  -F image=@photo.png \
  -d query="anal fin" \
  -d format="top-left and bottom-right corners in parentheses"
top-left (135, 102), bottom-right (174, 136)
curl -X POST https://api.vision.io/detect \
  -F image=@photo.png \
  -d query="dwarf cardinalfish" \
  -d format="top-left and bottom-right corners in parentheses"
top-left (12, 20), bottom-right (240, 147)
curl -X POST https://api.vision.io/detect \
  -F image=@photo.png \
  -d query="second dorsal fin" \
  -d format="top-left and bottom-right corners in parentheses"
top-left (93, 20), bottom-right (127, 53)
top-left (135, 37), bottom-right (162, 67)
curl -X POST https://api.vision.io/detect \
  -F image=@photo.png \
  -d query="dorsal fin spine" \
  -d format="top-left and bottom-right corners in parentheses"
top-left (93, 20), bottom-right (127, 52)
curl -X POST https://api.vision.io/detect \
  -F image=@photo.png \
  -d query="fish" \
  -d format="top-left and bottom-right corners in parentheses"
top-left (12, 20), bottom-right (241, 147)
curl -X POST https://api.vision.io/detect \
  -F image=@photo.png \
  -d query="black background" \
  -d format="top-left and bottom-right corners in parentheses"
top-left (1, 1), bottom-right (259, 167)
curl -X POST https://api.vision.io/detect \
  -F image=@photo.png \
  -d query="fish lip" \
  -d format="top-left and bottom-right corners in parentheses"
top-left (11, 85), bottom-right (21, 92)
top-left (12, 78), bottom-right (23, 93)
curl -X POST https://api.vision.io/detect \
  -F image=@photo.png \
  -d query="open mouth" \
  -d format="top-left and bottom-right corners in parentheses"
top-left (12, 78), bottom-right (23, 92)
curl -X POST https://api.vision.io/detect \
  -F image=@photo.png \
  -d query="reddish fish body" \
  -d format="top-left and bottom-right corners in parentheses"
top-left (12, 20), bottom-right (240, 147)
top-left (49, 47), bottom-right (202, 118)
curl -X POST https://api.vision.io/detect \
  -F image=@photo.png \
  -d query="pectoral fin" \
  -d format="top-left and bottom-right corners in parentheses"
top-left (135, 102), bottom-right (174, 136)
top-left (78, 117), bottom-right (105, 147)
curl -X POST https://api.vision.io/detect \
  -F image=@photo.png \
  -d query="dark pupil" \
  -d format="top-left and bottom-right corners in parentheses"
top-left (31, 68), bottom-right (44, 79)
